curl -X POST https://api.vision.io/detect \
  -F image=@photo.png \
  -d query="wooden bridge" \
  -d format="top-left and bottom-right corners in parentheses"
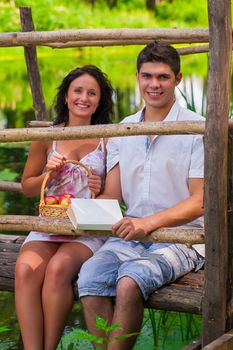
top-left (0, 1), bottom-right (233, 349)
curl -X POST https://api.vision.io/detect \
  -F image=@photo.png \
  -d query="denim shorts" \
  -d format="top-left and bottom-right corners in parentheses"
top-left (77, 237), bottom-right (204, 301)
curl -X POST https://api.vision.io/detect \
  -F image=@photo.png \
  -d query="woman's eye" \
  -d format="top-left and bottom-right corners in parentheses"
top-left (88, 91), bottom-right (96, 96)
top-left (74, 89), bottom-right (82, 94)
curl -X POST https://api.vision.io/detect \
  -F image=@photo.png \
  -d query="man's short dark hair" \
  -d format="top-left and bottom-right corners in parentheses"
top-left (137, 41), bottom-right (180, 76)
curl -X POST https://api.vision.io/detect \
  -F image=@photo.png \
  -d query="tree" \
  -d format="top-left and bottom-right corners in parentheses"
top-left (146, 0), bottom-right (173, 11)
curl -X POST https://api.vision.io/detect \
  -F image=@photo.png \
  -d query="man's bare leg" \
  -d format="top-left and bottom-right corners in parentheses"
top-left (81, 296), bottom-right (114, 350)
top-left (108, 277), bottom-right (144, 350)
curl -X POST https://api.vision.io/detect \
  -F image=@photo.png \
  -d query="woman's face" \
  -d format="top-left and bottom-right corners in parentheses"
top-left (65, 73), bottom-right (101, 125)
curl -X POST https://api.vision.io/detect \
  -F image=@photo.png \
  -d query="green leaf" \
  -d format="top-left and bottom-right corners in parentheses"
top-left (105, 323), bottom-right (122, 334)
top-left (0, 326), bottom-right (10, 333)
top-left (95, 316), bottom-right (109, 331)
top-left (73, 329), bottom-right (97, 342)
top-left (113, 332), bottom-right (139, 342)
top-left (0, 168), bottom-right (18, 181)
top-left (96, 337), bottom-right (106, 345)
top-left (67, 343), bottom-right (75, 350)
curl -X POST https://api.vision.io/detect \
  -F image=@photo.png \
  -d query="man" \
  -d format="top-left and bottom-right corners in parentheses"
top-left (77, 41), bottom-right (205, 350)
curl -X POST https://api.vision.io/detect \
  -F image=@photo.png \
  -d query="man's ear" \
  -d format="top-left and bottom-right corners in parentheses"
top-left (136, 71), bottom-right (139, 81)
top-left (175, 72), bottom-right (182, 86)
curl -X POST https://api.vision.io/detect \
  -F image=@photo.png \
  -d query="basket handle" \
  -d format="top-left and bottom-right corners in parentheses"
top-left (40, 159), bottom-right (95, 204)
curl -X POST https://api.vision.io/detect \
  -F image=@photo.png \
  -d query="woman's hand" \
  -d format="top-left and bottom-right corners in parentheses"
top-left (46, 153), bottom-right (66, 172)
top-left (88, 174), bottom-right (102, 196)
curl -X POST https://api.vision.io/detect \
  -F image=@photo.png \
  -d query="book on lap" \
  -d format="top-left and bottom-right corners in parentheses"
top-left (67, 198), bottom-right (123, 230)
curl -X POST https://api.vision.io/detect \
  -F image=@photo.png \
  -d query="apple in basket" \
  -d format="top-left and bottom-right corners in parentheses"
top-left (59, 194), bottom-right (74, 208)
top-left (44, 195), bottom-right (58, 205)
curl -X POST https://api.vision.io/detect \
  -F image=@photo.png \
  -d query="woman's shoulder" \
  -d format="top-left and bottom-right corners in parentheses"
top-left (28, 140), bottom-right (53, 162)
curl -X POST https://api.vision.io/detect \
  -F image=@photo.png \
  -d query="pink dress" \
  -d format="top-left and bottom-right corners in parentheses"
top-left (23, 139), bottom-right (107, 253)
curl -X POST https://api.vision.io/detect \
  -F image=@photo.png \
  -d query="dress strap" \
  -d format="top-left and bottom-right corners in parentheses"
top-left (100, 138), bottom-right (105, 152)
top-left (52, 140), bottom-right (57, 151)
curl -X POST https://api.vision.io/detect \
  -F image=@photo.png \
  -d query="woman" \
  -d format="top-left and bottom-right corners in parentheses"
top-left (15, 65), bottom-right (114, 350)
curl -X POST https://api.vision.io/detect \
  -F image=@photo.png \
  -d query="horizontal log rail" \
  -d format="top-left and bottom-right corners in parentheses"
top-left (26, 120), bottom-right (233, 130)
top-left (27, 120), bottom-right (53, 127)
top-left (0, 28), bottom-right (210, 47)
top-left (1, 120), bottom-right (233, 143)
top-left (0, 215), bottom-right (204, 245)
top-left (202, 329), bottom-right (233, 349)
top-left (43, 41), bottom-right (210, 54)
top-left (0, 181), bottom-right (22, 193)
top-left (0, 121), bottom-right (206, 142)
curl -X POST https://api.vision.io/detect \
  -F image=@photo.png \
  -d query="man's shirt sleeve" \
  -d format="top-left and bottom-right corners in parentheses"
top-left (106, 137), bottom-right (120, 173)
top-left (189, 135), bottom-right (204, 178)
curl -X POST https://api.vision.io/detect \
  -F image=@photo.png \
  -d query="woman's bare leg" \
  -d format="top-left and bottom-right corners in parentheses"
top-left (42, 242), bottom-right (93, 350)
top-left (15, 241), bottom-right (59, 350)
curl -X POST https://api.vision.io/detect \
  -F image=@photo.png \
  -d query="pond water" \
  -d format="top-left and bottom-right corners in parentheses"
top-left (0, 47), bottom-right (207, 349)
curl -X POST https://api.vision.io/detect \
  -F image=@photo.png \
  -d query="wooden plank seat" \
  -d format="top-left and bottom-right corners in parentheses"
top-left (0, 233), bottom-right (204, 314)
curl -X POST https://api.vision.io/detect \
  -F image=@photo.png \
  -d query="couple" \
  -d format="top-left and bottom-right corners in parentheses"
top-left (15, 41), bottom-right (205, 350)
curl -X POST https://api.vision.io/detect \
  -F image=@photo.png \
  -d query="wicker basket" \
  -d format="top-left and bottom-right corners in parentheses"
top-left (39, 159), bottom-right (93, 218)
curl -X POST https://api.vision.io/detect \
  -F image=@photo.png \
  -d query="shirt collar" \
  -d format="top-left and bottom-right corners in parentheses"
top-left (139, 107), bottom-right (146, 122)
top-left (139, 100), bottom-right (180, 122)
top-left (163, 100), bottom-right (180, 122)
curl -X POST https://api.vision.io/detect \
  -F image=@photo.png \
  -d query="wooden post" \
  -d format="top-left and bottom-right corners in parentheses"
top-left (227, 133), bottom-right (233, 330)
top-left (19, 6), bottom-right (48, 121)
top-left (203, 0), bottom-right (232, 345)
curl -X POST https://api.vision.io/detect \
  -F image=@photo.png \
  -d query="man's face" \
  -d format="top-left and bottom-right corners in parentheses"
top-left (136, 62), bottom-right (182, 111)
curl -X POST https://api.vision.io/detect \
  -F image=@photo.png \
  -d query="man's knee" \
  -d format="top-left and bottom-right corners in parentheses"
top-left (116, 276), bottom-right (143, 303)
top-left (77, 251), bottom-right (121, 297)
top-left (77, 258), bottom-right (98, 289)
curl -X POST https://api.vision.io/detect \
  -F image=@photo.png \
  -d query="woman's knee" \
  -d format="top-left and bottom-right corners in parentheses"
top-left (15, 260), bottom-right (43, 288)
top-left (44, 256), bottom-right (71, 288)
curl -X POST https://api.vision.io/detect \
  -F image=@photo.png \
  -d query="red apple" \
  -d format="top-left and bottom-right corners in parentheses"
top-left (59, 197), bottom-right (71, 208)
top-left (58, 194), bottom-right (74, 203)
top-left (45, 195), bottom-right (58, 205)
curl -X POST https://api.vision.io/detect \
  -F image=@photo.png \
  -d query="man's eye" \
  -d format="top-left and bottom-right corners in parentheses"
top-left (159, 75), bottom-right (169, 80)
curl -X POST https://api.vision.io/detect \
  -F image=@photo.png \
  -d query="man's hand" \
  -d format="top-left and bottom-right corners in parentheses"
top-left (112, 217), bottom-right (150, 241)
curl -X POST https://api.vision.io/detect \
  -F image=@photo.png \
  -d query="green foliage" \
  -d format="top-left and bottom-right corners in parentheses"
top-left (155, 0), bottom-right (208, 27)
top-left (0, 168), bottom-right (18, 181)
top-left (58, 310), bottom-right (202, 350)
top-left (0, 326), bottom-right (10, 333)
top-left (58, 315), bottom-right (138, 350)
top-left (136, 309), bottom-right (202, 349)
top-left (0, 0), bottom-right (212, 119)
top-left (0, 0), bottom-right (212, 32)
